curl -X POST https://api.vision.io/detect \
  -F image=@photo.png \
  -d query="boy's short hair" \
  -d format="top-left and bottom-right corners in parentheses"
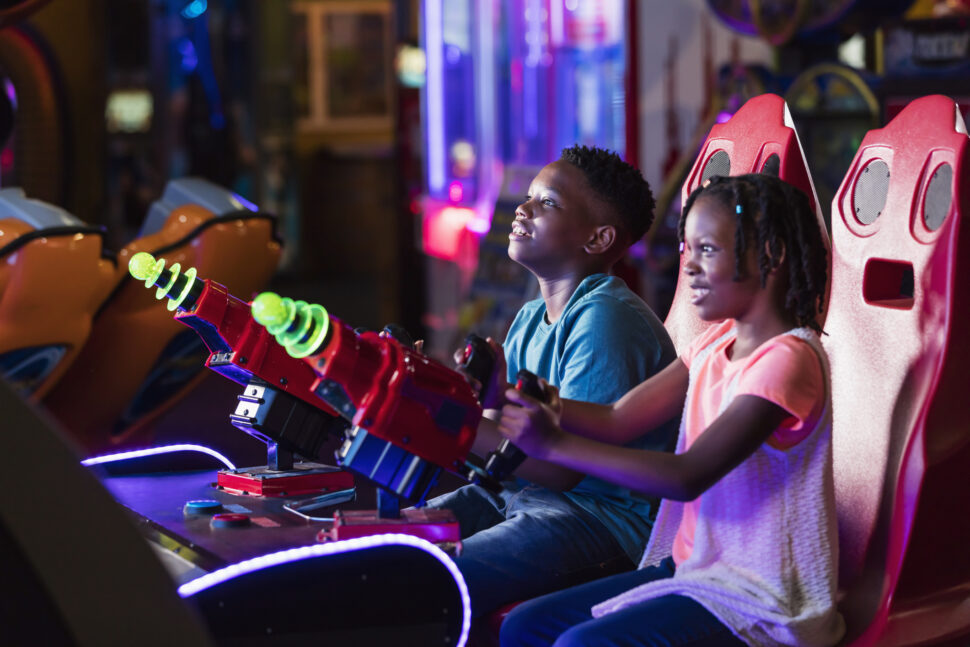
top-left (560, 144), bottom-right (655, 243)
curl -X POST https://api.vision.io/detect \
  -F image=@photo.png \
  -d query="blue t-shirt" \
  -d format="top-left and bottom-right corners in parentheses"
top-left (503, 273), bottom-right (679, 563)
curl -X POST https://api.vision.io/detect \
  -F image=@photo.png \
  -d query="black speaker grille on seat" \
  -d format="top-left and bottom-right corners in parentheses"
top-left (923, 163), bottom-right (952, 232)
top-left (701, 150), bottom-right (731, 184)
top-left (761, 153), bottom-right (780, 176)
top-left (852, 159), bottom-right (890, 225)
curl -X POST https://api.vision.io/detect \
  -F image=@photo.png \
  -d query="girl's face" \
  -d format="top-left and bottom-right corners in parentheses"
top-left (682, 195), bottom-right (763, 323)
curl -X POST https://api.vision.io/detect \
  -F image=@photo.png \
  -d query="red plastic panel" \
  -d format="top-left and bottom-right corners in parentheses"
top-left (216, 465), bottom-right (354, 498)
top-left (322, 508), bottom-right (461, 544)
top-left (825, 95), bottom-right (970, 646)
top-left (664, 93), bottom-right (829, 353)
top-left (309, 322), bottom-right (480, 474)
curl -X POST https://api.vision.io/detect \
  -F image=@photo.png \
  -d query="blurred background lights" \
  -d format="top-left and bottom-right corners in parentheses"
top-left (396, 44), bottom-right (427, 88)
top-left (450, 139), bottom-right (476, 177)
top-left (180, 0), bottom-right (207, 20)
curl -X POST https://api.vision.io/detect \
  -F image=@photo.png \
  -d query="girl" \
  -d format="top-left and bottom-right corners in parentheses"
top-left (496, 173), bottom-right (844, 647)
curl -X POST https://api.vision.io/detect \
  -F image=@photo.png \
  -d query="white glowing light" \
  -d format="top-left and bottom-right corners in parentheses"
top-left (81, 444), bottom-right (236, 470)
top-left (178, 533), bottom-right (470, 647)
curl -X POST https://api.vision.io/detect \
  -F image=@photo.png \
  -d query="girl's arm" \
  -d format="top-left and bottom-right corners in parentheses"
top-left (462, 340), bottom-right (584, 490)
top-left (499, 392), bottom-right (791, 501)
top-left (557, 357), bottom-right (690, 445)
top-left (473, 413), bottom-right (584, 491)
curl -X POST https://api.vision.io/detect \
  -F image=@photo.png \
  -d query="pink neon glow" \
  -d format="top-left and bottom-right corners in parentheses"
top-left (80, 444), bottom-right (236, 470)
top-left (424, 205), bottom-right (476, 260)
top-left (449, 181), bottom-right (464, 202)
top-left (466, 216), bottom-right (491, 235)
top-left (178, 533), bottom-right (470, 647)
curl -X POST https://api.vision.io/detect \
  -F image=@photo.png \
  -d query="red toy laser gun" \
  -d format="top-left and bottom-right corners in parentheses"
top-left (127, 252), bottom-right (353, 495)
top-left (250, 292), bottom-right (507, 504)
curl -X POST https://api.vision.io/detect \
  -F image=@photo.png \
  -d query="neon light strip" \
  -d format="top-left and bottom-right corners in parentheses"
top-left (230, 191), bottom-right (258, 212)
top-left (81, 444), bottom-right (236, 471)
top-left (178, 533), bottom-right (470, 647)
top-left (425, 0), bottom-right (445, 194)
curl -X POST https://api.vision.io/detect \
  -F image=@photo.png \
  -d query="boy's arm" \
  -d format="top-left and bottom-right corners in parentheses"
top-left (500, 392), bottom-right (790, 501)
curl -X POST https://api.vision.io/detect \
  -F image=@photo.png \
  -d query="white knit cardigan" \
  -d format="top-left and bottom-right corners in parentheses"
top-left (591, 327), bottom-right (845, 647)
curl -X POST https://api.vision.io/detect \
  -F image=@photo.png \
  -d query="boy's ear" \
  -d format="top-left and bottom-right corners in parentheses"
top-left (584, 225), bottom-right (617, 255)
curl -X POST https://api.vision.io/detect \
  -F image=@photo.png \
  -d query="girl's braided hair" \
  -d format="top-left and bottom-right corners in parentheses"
top-left (678, 173), bottom-right (828, 332)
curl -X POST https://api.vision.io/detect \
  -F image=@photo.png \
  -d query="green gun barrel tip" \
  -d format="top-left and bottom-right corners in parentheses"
top-left (128, 252), bottom-right (156, 280)
top-left (252, 292), bottom-right (287, 327)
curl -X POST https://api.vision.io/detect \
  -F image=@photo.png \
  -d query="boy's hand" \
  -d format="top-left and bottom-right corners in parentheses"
top-left (453, 337), bottom-right (510, 410)
top-left (498, 380), bottom-right (564, 460)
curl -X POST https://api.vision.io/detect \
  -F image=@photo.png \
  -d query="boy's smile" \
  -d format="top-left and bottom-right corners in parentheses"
top-left (510, 219), bottom-right (531, 239)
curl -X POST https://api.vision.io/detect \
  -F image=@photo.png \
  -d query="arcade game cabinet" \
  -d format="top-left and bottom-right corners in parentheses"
top-left (42, 178), bottom-right (281, 455)
top-left (0, 188), bottom-right (116, 399)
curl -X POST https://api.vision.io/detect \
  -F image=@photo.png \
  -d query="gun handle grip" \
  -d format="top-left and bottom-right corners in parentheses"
top-left (459, 333), bottom-right (495, 403)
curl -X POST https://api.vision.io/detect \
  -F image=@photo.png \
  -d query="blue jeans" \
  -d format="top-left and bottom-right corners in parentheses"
top-left (426, 483), bottom-right (635, 618)
top-left (500, 557), bottom-right (746, 647)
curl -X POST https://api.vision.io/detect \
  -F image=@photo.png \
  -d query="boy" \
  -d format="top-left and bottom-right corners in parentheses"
top-left (426, 145), bottom-right (679, 617)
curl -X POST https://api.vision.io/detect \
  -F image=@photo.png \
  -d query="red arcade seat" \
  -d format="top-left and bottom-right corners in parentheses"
top-left (0, 188), bottom-right (117, 400)
top-left (42, 178), bottom-right (282, 455)
top-left (824, 95), bottom-right (970, 646)
top-left (664, 93), bottom-right (830, 352)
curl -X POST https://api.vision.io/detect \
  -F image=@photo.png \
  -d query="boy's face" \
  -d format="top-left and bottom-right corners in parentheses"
top-left (508, 160), bottom-right (605, 275)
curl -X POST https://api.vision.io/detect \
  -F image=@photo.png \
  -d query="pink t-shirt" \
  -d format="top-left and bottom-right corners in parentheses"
top-left (671, 319), bottom-right (825, 566)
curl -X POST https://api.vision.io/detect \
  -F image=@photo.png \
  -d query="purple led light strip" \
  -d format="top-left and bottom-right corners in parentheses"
top-left (80, 444), bottom-right (236, 470)
top-left (425, 0), bottom-right (445, 194)
top-left (178, 533), bottom-right (471, 647)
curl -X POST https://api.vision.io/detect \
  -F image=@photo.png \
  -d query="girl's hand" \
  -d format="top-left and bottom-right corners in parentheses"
top-left (497, 380), bottom-right (563, 460)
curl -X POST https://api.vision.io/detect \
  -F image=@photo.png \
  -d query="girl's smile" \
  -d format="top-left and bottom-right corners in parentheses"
top-left (689, 283), bottom-right (710, 305)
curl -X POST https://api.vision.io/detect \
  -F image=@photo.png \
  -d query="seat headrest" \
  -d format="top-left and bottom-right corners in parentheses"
top-left (140, 178), bottom-right (259, 237)
top-left (0, 187), bottom-right (85, 230)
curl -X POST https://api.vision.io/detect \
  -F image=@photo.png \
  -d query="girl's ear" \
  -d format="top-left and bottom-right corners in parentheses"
top-left (584, 225), bottom-right (617, 255)
top-left (765, 239), bottom-right (786, 272)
